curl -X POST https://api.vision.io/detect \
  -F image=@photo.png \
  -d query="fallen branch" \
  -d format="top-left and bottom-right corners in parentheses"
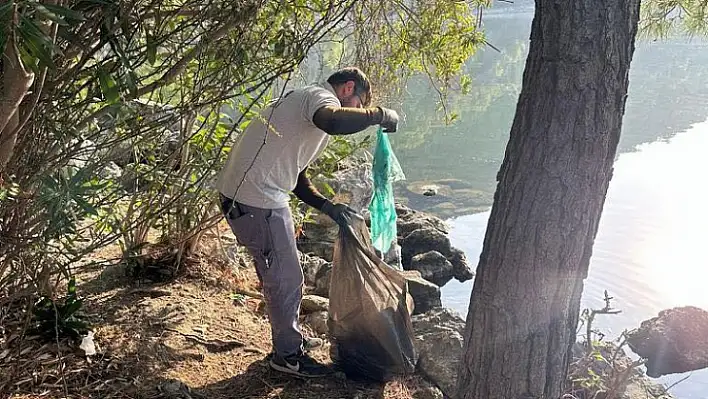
top-left (164, 327), bottom-right (245, 353)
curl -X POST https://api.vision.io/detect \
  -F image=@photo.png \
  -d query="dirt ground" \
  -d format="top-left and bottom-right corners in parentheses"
top-left (0, 224), bottom-right (430, 399)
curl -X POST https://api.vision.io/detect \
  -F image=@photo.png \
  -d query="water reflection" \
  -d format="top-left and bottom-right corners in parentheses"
top-left (441, 121), bottom-right (708, 398)
top-left (391, 10), bottom-right (708, 218)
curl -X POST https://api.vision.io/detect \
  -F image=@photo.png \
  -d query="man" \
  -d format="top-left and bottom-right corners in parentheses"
top-left (217, 67), bottom-right (398, 378)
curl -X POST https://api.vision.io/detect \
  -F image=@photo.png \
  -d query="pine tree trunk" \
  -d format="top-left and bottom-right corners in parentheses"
top-left (456, 1), bottom-right (641, 398)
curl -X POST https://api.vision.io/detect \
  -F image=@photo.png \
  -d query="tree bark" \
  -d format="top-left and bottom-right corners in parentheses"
top-left (0, 26), bottom-right (35, 174)
top-left (456, 1), bottom-right (641, 399)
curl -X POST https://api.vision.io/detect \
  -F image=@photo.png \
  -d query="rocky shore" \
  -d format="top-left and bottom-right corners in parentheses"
top-left (293, 161), bottom-right (681, 399)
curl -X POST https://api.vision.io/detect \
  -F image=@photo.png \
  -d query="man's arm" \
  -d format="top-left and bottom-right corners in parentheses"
top-left (292, 166), bottom-right (360, 228)
top-left (313, 106), bottom-right (398, 135)
top-left (292, 167), bottom-right (328, 210)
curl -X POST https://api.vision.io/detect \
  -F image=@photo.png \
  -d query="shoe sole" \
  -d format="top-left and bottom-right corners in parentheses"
top-left (268, 360), bottom-right (330, 378)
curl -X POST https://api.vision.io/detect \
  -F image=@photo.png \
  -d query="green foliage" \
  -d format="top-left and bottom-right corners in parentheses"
top-left (344, 0), bottom-right (488, 114)
top-left (1, 0), bottom-right (360, 293)
top-left (0, 0), bottom-right (491, 298)
top-left (31, 277), bottom-right (89, 340)
top-left (640, 0), bottom-right (708, 38)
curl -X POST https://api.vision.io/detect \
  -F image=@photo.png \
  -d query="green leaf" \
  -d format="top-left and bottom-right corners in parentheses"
top-left (107, 35), bottom-right (132, 71)
top-left (146, 32), bottom-right (157, 65)
top-left (18, 33), bottom-right (55, 69)
top-left (16, 43), bottom-right (40, 74)
top-left (42, 3), bottom-right (86, 21)
top-left (17, 16), bottom-right (56, 68)
top-left (74, 195), bottom-right (98, 216)
top-left (34, 4), bottom-right (70, 26)
top-left (63, 298), bottom-right (83, 317)
top-left (67, 277), bottom-right (77, 295)
top-left (0, 1), bottom-right (13, 20)
top-left (97, 68), bottom-right (120, 103)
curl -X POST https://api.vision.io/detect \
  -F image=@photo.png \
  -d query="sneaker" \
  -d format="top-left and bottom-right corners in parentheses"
top-left (269, 352), bottom-right (331, 378)
top-left (264, 337), bottom-right (323, 361)
top-left (303, 336), bottom-right (323, 352)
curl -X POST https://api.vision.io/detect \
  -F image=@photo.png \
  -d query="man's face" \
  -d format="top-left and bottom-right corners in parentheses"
top-left (336, 81), bottom-right (367, 108)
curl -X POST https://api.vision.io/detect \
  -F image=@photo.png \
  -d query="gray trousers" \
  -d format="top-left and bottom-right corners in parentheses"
top-left (220, 195), bottom-right (304, 357)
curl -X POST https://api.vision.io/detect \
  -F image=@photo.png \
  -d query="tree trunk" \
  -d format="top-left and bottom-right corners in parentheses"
top-left (456, 1), bottom-right (641, 399)
top-left (0, 27), bottom-right (35, 174)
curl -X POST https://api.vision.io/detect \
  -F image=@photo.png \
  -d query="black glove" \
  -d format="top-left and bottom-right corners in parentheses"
top-left (378, 107), bottom-right (399, 133)
top-left (321, 201), bottom-right (360, 228)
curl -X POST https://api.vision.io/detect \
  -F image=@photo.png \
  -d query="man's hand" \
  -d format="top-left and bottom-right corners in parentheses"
top-left (378, 107), bottom-right (399, 133)
top-left (321, 201), bottom-right (361, 228)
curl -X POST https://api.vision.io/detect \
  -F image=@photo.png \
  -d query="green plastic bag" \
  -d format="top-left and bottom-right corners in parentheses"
top-left (369, 127), bottom-right (405, 254)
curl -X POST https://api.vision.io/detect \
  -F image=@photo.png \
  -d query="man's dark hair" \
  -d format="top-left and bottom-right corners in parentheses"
top-left (327, 67), bottom-right (372, 106)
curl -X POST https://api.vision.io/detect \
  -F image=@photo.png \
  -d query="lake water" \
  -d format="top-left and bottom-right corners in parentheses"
top-left (390, 2), bottom-right (708, 398)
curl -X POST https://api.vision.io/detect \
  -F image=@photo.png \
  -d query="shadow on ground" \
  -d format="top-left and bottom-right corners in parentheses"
top-left (169, 360), bottom-right (388, 399)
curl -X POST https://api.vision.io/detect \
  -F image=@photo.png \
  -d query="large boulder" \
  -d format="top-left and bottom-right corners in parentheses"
top-left (396, 203), bottom-right (449, 237)
top-left (449, 248), bottom-right (474, 282)
top-left (400, 227), bottom-right (474, 284)
top-left (411, 309), bottom-right (466, 398)
top-left (408, 251), bottom-right (454, 287)
top-left (401, 228), bottom-right (451, 266)
top-left (626, 306), bottom-right (708, 377)
top-left (401, 271), bottom-right (442, 315)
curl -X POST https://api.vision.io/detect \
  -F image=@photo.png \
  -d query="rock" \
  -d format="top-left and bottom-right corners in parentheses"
top-left (412, 309), bottom-right (467, 398)
top-left (300, 252), bottom-right (328, 287)
top-left (423, 187), bottom-right (438, 197)
top-left (99, 161), bottom-right (123, 180)
top-left (314, 263), bottom-right (332, 298)
top-left (407, 181), bottom-right (454, 197)
top-left (413, 386), bottom-right (444, 399)
top-left (382, 242), bottom-right (403, 270)
top-left (409, 251), bottom-right (454, 286)
top-left (626, 306), bottom-right (708, 377)
top-left (401, 228), bottom-right (452, 266)
top-left (401, 271), bottom-right (441, 314)
top-left (305, 311), bottom-right (329, 336)
top-left (396, 203), bottom-right (449, 237)
top-left (159, 379), bottom-right (189, 396)
top-left (397, 210), bottom-right (474, 284)
top-left (449, 248), bottom-right (474, 282)
top-left (297, 240), bottom-right (335, 262)
top-left (301, 295), bottom-right (329, 313)
top-left (623, 377), bottom-right (674, 399)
